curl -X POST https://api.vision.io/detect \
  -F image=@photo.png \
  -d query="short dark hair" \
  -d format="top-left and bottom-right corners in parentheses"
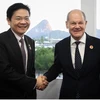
top-left (7, 3), bottom-right (30, 21)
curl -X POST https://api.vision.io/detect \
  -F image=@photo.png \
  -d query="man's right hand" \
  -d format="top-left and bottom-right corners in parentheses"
top-left (36, 75), bottom-right (48, 90)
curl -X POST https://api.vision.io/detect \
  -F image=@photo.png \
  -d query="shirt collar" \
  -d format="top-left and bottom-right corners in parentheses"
top-left (71, 33), bottom-right (86, 45)
top-left (11, 29), bottom-right (24, 41)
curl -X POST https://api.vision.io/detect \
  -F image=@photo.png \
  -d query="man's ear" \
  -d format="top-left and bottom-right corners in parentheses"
top-left (6, 18), bottom-right (10, 25)
top-left (65, 21), bottom-right (69, 29)
top-left (85, 21), bottom-right (87, 25)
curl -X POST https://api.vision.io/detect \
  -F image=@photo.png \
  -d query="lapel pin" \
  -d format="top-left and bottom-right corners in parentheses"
top-left (89, 45), bottom-right (93, 49)
top-left (28, 44), bottom-right (31, 50)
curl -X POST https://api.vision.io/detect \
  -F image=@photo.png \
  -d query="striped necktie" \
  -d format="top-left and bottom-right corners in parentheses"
top-left (19, 38), bottom-right (26, 72)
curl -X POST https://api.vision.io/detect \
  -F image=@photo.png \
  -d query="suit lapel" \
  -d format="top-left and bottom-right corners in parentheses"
top-left (61, 37), bottom-right (78, 78)
top-left (80, 34), bottom-right (95, 76)
top-left (24, 36), bottom-right (33, 73)
top-left (8, 29), bottom-right (22, 59)
top-left (7, 29), bottom-right (25, 73)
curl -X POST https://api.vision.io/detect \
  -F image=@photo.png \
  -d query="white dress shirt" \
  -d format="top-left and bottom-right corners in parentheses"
top-left (70, 33), bottom-right (86, 69)
top-left (11, 29), bottom-right (28, 71)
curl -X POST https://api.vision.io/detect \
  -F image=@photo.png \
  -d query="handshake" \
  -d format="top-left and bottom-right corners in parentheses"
top-left (36, 75), bottom-right (49, 90)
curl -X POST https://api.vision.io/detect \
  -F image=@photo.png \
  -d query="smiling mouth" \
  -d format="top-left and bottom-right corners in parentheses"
top-left (18, 26), bottom-right (27, 28)
top-left (73, 29), bottom-right (82, 32)
top-left (74, 31), bottom-right (79, 32)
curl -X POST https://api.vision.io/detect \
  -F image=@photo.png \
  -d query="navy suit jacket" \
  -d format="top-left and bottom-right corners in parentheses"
top-left (0, 29), bottom-right (36, 99)
top-left (45, 33), bottom-right (100, 99)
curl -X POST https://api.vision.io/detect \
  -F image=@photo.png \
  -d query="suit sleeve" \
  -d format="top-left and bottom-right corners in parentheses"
top-left (44, 43), bottom-right (62, 82)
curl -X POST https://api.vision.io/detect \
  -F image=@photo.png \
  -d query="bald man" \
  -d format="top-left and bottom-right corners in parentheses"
top-left (40, 9), bottom-right (100, 99)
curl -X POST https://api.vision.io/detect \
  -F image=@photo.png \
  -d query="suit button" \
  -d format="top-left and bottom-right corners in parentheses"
top-left (76, 92), bottom-right (80, 99)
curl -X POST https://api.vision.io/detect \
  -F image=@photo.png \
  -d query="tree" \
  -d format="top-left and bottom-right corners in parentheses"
top-left (35, 47), bottom-right (54, 72)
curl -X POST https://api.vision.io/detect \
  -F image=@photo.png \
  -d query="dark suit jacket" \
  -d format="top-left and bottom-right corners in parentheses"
top-left (44, 33), bottom-right (100, 99)
top-left (0, 29), bottom-right (36, 99)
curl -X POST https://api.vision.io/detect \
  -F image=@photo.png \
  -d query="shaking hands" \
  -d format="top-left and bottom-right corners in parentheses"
top-left (36, 75), bottom-right (48, 90)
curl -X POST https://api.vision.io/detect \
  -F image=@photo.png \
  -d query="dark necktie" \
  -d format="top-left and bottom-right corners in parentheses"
top-left (75, 41), bottom-right (82, 70)
top-left (19, 38), bottom-right (26, 72)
